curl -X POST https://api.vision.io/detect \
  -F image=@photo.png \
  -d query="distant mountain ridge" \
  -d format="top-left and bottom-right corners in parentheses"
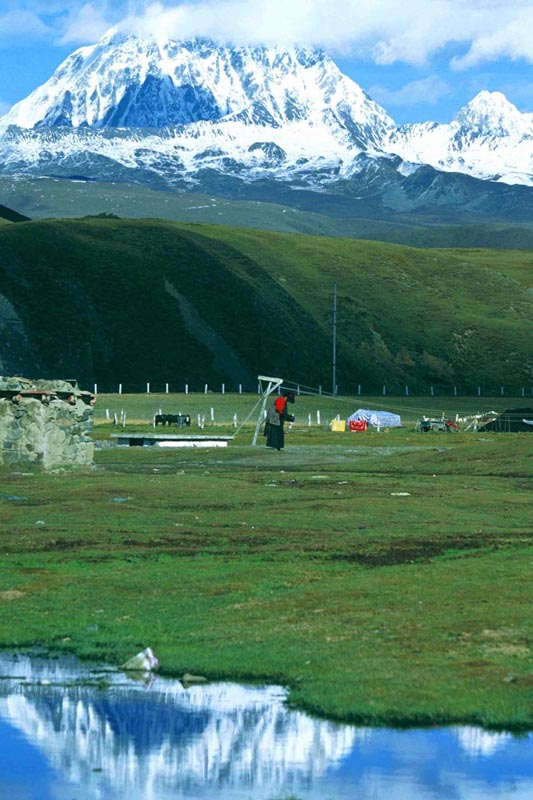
top-left (0, 33), bottom-right (533, 219)
top-left (388, 91), bottom-right (533, 186)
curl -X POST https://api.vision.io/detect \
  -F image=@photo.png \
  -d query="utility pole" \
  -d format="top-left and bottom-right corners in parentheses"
top-left (332, 282), bottom-right (337, 397)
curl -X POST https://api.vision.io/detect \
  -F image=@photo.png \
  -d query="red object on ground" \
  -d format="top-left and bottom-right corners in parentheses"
top-left (349, 420), bottom-right (368, 431)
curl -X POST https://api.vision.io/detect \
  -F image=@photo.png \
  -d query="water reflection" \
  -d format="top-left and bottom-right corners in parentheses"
top-left (0, 653), bottom-right (531, 800)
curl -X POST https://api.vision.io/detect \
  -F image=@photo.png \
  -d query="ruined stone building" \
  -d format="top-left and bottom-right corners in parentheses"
top-left (0, 377), bottom-right (95, 470)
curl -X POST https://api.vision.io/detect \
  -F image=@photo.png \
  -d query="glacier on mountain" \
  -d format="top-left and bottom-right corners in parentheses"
top-left (0, 33), bottom-right (532, 191)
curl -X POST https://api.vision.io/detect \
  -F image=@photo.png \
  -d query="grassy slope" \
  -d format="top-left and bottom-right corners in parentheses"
top-left (3, 174), bottom-right (533, 248)
top-left (170, 222), bottom-right (533, 389)
top-left (0, 426), bottom-right (531, 729)
top-left (0, 217), bottom-right (531, 392)
top-left (0, 201), bottom-right (30, 223)
top-left (441, 248), bottom-right (533, 288)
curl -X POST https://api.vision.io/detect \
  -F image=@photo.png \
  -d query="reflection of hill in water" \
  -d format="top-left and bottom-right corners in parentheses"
top-left (0, 654), bottom-right (360, 798)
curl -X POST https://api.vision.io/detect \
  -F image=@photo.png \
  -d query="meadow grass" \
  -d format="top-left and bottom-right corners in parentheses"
top-left (93, 391), bottom-right (530, 428)
top-left (0, 396), bottom-right (531, 730)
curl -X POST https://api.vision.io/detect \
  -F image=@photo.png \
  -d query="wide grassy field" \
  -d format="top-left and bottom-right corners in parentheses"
top-left (1, 394), bottom-right (531, 731)
top-left (92, 391), bottom-right (533, 430)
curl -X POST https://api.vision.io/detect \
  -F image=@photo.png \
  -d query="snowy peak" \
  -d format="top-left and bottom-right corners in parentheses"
top-left (0, 33), bottom-right (532, 190)
top-left (386, 88), bottom-right (533, 186)
top-left (454, 91), bottom-right (531, 138)
top-left (0, 33), bottom-right (394, 142)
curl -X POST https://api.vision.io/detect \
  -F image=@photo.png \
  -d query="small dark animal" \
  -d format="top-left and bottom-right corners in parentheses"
top-left (154, 414), bottom-right (191, 427)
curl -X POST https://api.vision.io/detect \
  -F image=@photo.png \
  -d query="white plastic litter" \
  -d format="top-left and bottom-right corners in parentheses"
top-left (121, 647), bottom-right (159, 672)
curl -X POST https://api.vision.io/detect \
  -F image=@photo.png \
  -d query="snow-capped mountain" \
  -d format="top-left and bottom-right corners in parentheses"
top-left (387, 91), bottom-right (533, 186)
top-left (0, 31), bottom-right (532, 207)
top-left (0, 653), bottom-right (360, 798)
top-left (2, 30), bottom-right (394, 141)
top-left (0, 31), bottom-right (394, 186)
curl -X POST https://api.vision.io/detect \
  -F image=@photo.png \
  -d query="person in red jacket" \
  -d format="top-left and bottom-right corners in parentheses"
top-left (264, 391), bottom-right (295, 450)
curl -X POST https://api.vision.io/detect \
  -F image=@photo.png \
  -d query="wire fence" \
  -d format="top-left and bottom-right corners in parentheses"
top-left (89, 380), bottom-right (533, 399)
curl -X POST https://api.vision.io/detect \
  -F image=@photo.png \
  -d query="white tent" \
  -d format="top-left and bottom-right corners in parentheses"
top-left (348, 409), bottom-right (402, 428)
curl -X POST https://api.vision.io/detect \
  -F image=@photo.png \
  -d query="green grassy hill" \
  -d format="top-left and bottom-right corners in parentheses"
top-left (0, 217), bottom-right (531, 392)
top-left (3, 174), bottom-right (533, 249)
top-left (0, 201), bottom-right (30, 223)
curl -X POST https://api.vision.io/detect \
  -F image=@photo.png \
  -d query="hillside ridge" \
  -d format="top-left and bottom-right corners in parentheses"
top-left (0, 217), bottom-right (531, 391)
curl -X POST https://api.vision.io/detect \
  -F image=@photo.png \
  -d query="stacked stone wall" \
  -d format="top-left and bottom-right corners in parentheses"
top-left (0, 377), bottom-right (94, 470)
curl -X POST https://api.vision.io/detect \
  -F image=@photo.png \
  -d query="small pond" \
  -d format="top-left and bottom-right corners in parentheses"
top-left (0, 653), bottom-right (531, 800)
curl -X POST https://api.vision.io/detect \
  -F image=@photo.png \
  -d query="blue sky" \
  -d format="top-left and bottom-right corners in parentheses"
top-left (1, 0), bottom-right (533, 124)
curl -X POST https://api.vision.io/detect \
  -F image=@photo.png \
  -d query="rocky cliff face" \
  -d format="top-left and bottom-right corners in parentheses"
top-left (0, 377), bottom-right (94, 469)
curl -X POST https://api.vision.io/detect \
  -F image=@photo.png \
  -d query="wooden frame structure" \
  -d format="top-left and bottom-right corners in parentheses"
top-left (251, 375), bottom-right (283, 446)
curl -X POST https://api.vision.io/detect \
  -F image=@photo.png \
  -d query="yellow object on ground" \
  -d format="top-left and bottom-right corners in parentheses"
top-left (330, 419), bottom-right (346, 432)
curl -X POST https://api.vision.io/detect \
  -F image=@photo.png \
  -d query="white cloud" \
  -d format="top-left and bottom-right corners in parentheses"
top-left (116, 0), bottom-right (461, 60)
top-left (108, 1), bottom-right (533, 68)
top-left (0, 9), bottom-right (51, 42)
top-left (369, 76), bottom-right (453, 109)
top-left (6, 1), bottom-right (533, 71)
top-left (59, 3), bottom-right (114, 44)
top-left (452, 5), bottom-right (533, 69)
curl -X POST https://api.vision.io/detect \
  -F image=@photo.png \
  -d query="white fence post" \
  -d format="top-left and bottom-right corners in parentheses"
top-left (210, 407), bottom-right (215, 422)
top-left (94, 383), bottom-right (98, 395)
top-left (204, 384), bottom-right (208, 394)
top-left (165, 383), bottom-right (169, 394)
top-left (185, 384), bottom-right (189, 395)
top-left (222, 383), bottom-right (225, 394)
top-left (146, 382), bottom-right (150, 394)
top-left (118, 383), bottom-right (122, 395)
top-left (316, 410), bottom-right (321, 426)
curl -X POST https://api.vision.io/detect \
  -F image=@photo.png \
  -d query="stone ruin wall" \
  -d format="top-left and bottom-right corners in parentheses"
top-left (0, 377), bottom-right (95, 470)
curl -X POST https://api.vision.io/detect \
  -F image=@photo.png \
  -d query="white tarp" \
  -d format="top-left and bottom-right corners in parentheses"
top-left (347, 409), bottom-right (402, 428)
